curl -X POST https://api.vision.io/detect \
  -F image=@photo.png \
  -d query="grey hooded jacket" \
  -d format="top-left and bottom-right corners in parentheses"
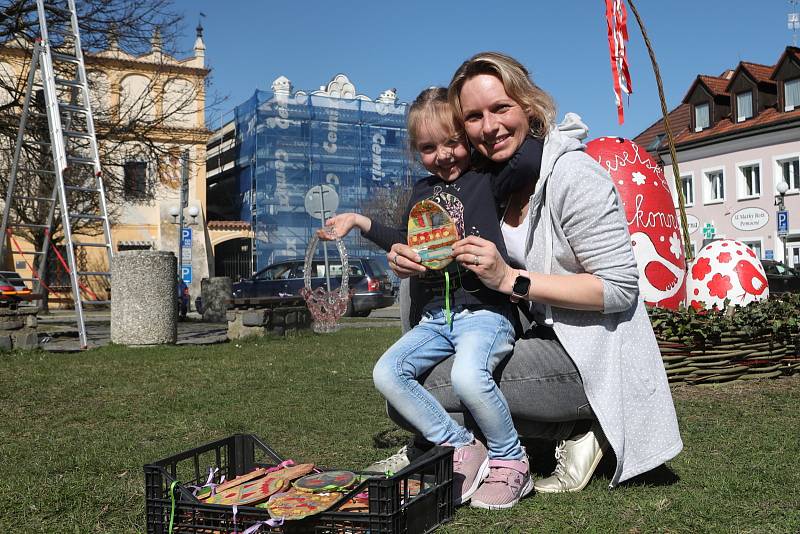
top-left (400, 114), bottom-right (683, 486)
top-left (526, 115), bottom-right (682, 485)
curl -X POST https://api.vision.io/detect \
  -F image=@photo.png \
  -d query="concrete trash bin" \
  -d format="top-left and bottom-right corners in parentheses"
top-left (111, 250), bottom-right (177, 345)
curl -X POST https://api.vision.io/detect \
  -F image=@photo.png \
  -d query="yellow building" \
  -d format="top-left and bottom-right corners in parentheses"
top-left (0, 26), bottom-right (211, 303)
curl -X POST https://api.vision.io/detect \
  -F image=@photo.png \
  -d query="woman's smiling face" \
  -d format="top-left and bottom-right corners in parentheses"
top-left (458, 73), bottom-right (530, 162)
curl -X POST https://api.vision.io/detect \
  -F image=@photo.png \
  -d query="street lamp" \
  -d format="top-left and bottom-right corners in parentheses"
top-left (776, 180), bottom-right (789, 265)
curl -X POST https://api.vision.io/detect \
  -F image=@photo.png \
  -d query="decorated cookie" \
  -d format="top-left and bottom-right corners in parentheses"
top-left (262, 488), bottom-right (343, 520)
top-left (408, 198), bottom-right (459, 270)
top-left (205, 463), bottom-right (315, 506)
top-left (686, 239), bottom-right (768, 309)
top-left (293, 471), bottom-right (358, 493)
top-left (586, 137), bottom-right (687, 309)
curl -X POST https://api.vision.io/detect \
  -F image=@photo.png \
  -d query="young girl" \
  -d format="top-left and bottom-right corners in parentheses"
top-left (320, 87), bottom-right (542, 509)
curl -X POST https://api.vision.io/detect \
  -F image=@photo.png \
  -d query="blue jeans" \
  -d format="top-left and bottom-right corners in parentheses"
top-left (372, 306), bottom-right (523, 460)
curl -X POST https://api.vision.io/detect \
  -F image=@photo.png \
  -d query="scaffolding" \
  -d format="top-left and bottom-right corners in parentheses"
top-left (233, 88), bottom-right (423, 271)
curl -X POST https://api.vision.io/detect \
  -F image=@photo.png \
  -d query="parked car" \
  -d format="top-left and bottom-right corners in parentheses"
top-left (232, 256), bottom-right (396, 317)
top-left (760, 260), bottom-right (800, 294)
top-left (0, 270), bottom-right (31, 308)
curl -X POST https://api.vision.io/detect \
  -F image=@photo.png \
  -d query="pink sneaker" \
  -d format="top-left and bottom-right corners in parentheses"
top-left (470, 456), bottom-right (533, 510)
top-left (451, 440), bottom-right (489, 505)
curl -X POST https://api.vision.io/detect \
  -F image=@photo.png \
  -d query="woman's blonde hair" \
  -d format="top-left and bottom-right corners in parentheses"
top-left (448, 51), bottom-right (556, 139)
top-left (406, 87), bottom-right (462, 152)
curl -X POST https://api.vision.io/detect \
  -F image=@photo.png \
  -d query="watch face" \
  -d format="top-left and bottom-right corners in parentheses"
top-left (512, 275), bottom-right (531, 296)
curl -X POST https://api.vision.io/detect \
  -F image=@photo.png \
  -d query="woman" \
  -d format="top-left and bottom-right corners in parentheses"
top-left (383, 51), bottom-right (682, 490)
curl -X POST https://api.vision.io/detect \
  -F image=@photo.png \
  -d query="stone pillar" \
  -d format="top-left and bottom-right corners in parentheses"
top-left (111, 250), bottom-right (177, 345)
top-left (202, 276), bottom-right (232, 323)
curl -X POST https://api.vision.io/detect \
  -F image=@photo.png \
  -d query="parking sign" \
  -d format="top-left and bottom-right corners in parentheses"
top-left (777, 210), bottom-right (789, 236)
top-left (181, 265), bottom-right (192, 283)
top-left (181, 227), bottom-right (192, 248)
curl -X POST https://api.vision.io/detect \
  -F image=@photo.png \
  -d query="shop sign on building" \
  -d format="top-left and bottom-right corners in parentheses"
top-left (731, 207), bottom-right (769, 231)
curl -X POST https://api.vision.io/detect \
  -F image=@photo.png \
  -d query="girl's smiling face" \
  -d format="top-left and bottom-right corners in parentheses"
top-left (415, 120), bottom-right (471, 182)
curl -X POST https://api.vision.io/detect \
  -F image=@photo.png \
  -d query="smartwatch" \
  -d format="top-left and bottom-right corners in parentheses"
top-left (510, 270), bottom-right (531, 303)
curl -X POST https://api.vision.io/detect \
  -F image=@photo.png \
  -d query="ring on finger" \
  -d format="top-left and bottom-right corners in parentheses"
top-left (473, 254), bottom-right (480, 266)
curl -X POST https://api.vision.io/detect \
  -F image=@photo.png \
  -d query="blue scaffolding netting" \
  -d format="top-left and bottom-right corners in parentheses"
top-left (234, 90), bottom-right (423, 271)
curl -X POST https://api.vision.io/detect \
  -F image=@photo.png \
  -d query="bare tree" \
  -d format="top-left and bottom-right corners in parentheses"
top-left (0, 0), bottom-right (221, 294)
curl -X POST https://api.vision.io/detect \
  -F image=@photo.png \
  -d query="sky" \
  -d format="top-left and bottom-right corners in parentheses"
top-left (171, 0), bottom-right (797, 139)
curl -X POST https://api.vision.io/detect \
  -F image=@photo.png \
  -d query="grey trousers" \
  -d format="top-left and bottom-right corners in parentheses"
top-left (386, 324), bottom-right (594, 442)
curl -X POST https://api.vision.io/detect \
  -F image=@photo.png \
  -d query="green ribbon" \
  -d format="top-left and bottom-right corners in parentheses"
top-left (444, 271), bottom-right (451, 328)
top-left (168, 480), bottom-right (178, 534)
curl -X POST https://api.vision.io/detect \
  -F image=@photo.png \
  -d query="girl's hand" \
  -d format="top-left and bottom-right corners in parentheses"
top-left (316, 213), bottom-right (370, 240)
top-left (451, 235), bottom-right (512, 292)
top-left (388, 243), bottom-right (426, 279)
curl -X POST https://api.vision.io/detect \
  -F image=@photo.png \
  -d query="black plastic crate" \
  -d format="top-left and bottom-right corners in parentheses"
top-left (144, 434), bottom-right (453, 534)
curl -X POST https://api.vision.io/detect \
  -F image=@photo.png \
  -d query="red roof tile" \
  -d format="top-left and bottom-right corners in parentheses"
top-left (632, 103), bottom-right (691, 159)
top-left (673, 106), bottom-right (800, 146)
top-left (739, 62), bottom-right (775, 84)
top-left (698, 75), bottom-right (730, 96)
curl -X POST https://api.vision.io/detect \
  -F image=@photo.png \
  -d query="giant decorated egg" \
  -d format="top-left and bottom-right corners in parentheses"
top-left (686, 239), bottom-right (768, 309)
top-left (585, 137), bottom-right (686, 309)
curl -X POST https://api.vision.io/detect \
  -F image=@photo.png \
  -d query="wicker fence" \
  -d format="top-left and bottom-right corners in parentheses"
top-left (650, 295), bottom-right (800, 385)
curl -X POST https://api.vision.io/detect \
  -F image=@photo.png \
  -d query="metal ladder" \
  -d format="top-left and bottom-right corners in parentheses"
top-left (0, 0), bottom-right (113, 349)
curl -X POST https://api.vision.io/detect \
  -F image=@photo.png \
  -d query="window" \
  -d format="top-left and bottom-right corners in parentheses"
top-left (740, 240), bottom-right (762, 259)
top-left (777, 156), bottom-right (800, 190)
top-left (123, 161), bottom-right (148, 200)
top-left (681, 174), bottom-right (694, 206)
top-left (704, 168), bottom-right (725, 203)
top-left (785, 79), bottom-right (800, 111)
top-left (694, 103), bottom-right (710, 131)
top-left (737, 162), bottom-right (761, 198)
top-left (736, 91), bottom-right (753, 122)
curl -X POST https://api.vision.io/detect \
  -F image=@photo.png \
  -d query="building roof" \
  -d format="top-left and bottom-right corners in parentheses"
top-left (632, 103), bottom-right (691, 158)
top-left (673, 106), bottom-right (800, 145)
top-left (635, 47), bottom-right (800, 157)
top-left (736, 62), bottom-right (775, 85)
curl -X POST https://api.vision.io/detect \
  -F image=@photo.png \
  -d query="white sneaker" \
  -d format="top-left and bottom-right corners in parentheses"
top-left (533, 422), bottom-right (608, 493)
top-left (364, 445), bottom-right (414, 474)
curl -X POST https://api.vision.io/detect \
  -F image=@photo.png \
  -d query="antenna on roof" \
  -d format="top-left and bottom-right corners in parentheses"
top-left (789, 0), bottom-right (800, 46)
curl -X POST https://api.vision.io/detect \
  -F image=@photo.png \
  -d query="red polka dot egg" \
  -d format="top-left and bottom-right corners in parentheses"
top-left (686, 239), bottom-right (768, 309)
top-left (585, 137), bottom-right (686, 309)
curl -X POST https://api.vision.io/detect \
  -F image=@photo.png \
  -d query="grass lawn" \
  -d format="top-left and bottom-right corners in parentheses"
top-left (1, 326), bottom-right (798, 533)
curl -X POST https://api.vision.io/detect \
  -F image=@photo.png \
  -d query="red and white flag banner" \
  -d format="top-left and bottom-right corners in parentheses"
top-left (605, 0), bottom-right (632, 124)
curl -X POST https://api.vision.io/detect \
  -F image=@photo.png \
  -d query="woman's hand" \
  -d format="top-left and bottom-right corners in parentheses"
top-left (316, 213), bottom-right (371, 241)
top-left (387, 243), bottom-right (426, 279)
top-left (451, 235), bottom-right (513, 293)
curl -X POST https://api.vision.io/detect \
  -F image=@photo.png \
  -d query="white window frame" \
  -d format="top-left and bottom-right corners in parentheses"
top-left (773, 153), bottom-right (800, 194)
top-left (694, 102), bottom-right (710, 132)
top-left (735, 159), bottom-right (762, 200)
top-left (681, 172), bottom-right (695, 207)
top-left (736, 90), bottom-right (753, 122)
top-left (739, 238), bottom-right (764, 259)
top-left (785, 78), bottom-right (800, 111)
top-left (703, 166), bottom-right (726, 204)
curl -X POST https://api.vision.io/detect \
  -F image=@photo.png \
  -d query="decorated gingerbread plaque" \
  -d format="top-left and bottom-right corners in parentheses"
top-left (262, 488), bottom-right (343, 520)
top-left (586, 137), bottom-right (687, 309)
top-left (293, 471), bottom-right (358, 493)
top-left (204, 463), bottom-right (315, 506)
top-left (686, 239), bottom-right (768, 309)
top-left (408, 198), bottom-right (459, 270)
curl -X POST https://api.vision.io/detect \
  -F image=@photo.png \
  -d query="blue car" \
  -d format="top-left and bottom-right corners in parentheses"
top-left (231, 256), bottom-right (396, 317)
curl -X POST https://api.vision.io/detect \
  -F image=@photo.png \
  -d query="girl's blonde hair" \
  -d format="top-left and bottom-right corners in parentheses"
top-left (448, 51), bottom-right (556, 139)
top-left (406, 87), bottom-right (462, 152)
